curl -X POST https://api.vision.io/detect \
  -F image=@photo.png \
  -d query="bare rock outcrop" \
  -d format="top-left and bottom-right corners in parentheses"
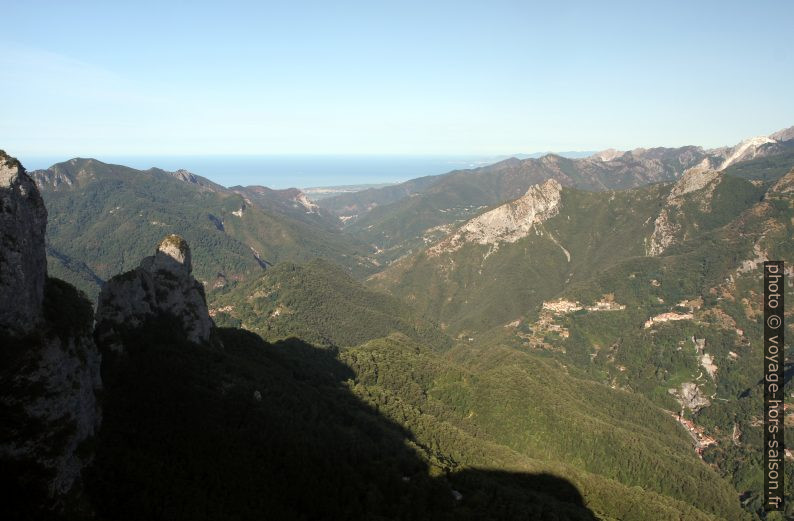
top-left (647, 167), bottom-right (723, 256)
top-left (593, 148), bottom-right (624, 162)
top-left (646, 208), bottom-right (679, 257)
top-left (2, 282), bottom-right (102, 497)
top-left (0, 150), bottom-right (48, 333)
top-left (667, 168), bottom-right (722, 200)
top-left (429, 179), bottom-right (562, 255)
top-left (0, 151), bottom-right (101, 512)
top-left (96, 234), bottom-right (214, 347)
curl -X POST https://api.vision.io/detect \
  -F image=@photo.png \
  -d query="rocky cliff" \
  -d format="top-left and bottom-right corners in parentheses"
top-left (647, 168), bottom-right (725, 256)
top-left (0, 150), bottom-right (47, 333)
top-left (0, 151), bottom-right (101, 515)
top-left (95, 234), bottom-right (215, 347)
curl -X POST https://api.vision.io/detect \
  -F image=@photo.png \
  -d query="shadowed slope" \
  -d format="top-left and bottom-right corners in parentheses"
top-left (88, 322), bottom-right (600, 521)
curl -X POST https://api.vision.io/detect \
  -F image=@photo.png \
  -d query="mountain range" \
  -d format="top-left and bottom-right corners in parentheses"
top-left (2, 126), bottom-right (793, 520)
top-left (29, 158), bottom-right (378, 300)
top-left (321, 128), bottom-right (794, 265)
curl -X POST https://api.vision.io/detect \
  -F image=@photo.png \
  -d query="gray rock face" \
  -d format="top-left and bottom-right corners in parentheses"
top-left (647, 167), bottom-right (724, 256)
top-left (2, 317), bottom-right (102, 496)
top-left (96, 234), bottom-right (214, 346)
top-left (0, 151), bottom-right (101, 509)
top-left (428, 179), bottom-right (562, 256)
top-left (0, 150), bottom-right (47, 333)
top-left (38, 332), bottom-right (101, 496)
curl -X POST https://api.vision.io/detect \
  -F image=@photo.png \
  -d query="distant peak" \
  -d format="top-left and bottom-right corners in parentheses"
top-left (768, 125), bottom-right (794, 142)
top-left (491, 157), bottom-right (522, 168)
top-left (166, 168), bottom-right (203, 186)
top-left (592, 149), bottom-right (624, 162)
top-left (717, 135), bottom-right (775, 171)
top-left (66, 157), bottom-right (101, 167)
top-left (169, 168), bottom-right (198, 182)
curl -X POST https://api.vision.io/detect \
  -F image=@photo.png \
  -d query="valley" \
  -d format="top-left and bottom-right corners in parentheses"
top-left (4, 2), bottom-right (793, 518)
top-left (3, 126), bottom-right (793, 520)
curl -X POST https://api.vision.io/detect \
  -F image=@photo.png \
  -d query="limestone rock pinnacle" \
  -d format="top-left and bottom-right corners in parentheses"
top-left (96, 234), bottom-right (214, 346)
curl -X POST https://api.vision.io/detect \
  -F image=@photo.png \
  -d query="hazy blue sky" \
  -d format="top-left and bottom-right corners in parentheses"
top-left (2, 0), bottom-right (792, 157)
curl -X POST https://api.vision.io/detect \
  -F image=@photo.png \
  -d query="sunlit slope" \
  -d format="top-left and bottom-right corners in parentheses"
top-left (31, 158), bottom-right (376, 298)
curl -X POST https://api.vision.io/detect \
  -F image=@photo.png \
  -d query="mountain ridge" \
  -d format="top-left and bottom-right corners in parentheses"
top-left (28, 157), bottom-right (379, 299)
top-left (328, 126), bottom-right (794, 267)
top-left (2, 147), bottom-right (774, 519)
top-left (3, 131), bottom-right (792, 519)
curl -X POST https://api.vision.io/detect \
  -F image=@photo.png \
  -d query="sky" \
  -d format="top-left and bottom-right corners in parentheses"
top-left (1, 0), bottom-right (793, 161)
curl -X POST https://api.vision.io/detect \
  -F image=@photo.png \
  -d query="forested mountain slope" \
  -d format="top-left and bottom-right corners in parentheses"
top-left (211, 259), bottom-right (452, 349)
top-left (390, 167), bottom-right (793, 518)
top-left (30, 158), bottom-right (377, 299)
top-left (325, 128), bottom-right (793, 265)
top-left (5, 135), bottom-right (791, 520)
top-left (368, 164), bottom-right (779, 335)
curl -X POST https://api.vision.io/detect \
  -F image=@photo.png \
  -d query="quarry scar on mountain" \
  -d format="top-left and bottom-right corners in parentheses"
top-left (427, 179), bottom-right (562, 256)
